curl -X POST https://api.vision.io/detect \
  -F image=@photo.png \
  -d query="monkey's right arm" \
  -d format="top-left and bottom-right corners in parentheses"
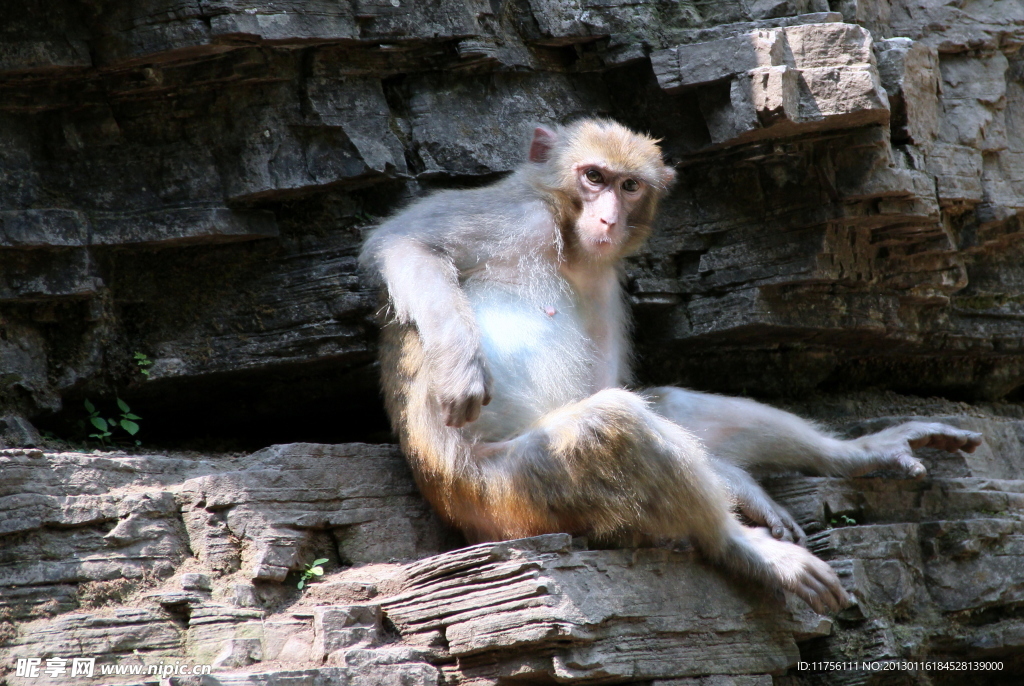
top-left (367, 234), bottom-right (492, 427)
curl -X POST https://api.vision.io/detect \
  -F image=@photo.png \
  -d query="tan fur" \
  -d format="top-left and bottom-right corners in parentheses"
top-left (532, 119), bottom-right (674, 265)
top-left (365, 119), bottom-right (861, 614)
top-left (377, 120), bottom-right (680, 542)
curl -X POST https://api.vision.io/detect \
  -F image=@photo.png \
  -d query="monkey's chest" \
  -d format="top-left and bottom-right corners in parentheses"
top-left (463, 284), bottom-right (597, 442)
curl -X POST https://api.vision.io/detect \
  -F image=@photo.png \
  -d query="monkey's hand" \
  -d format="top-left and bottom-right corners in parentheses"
top-left (427, 340), bottom-right (493, 428)
top-left (714, 458), bottom-right (806, 545)
top-left (846, 421), bottom-right (983, 478)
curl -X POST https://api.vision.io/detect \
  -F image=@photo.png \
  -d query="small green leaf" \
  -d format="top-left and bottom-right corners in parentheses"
top-left (297, 579), bottom-right (305, 590)
top-left (310, 567), bottom-right (324, 576)
top-left (120, 419), bottom-right (140, 435)
top-left (90, 417), bottom-right (108, 431)
top-left (312, 558), bottom-right (329, 566)
top-left (84, 399), bottom-right (96, 413)
top-left (141, 369), bottom-right (150, 376)
top-left (117, 398), bottom-right (130, 413)
top-left (125, 413), bottom-right (142, 420)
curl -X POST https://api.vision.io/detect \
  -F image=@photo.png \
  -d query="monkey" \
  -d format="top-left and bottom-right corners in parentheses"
top-left (359, 118), bottom-right (983, 614)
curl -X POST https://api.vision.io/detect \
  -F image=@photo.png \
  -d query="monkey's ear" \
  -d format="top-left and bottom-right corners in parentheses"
top-left (528, 126), bottom-right (558, 163)
top-left (660, 164), bottom-right (677, 188)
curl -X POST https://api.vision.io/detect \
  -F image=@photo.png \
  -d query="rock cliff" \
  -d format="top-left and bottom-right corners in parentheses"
top-left (1, 0), bottom-right (1022, 684)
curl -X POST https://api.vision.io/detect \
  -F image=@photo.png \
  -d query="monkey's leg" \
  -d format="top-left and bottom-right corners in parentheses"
top-left (476, 388), bottom-right (849, 613)
top-left (645, 387), bottom-right (983, 541)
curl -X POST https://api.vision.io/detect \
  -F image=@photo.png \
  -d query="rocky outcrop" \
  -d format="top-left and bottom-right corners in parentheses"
top-left (2, 400), bottom-right (1023, 684)
top-left (2, 1), bottom-right (1023, 684)
top-left (0, 0), bottom-right (1021, 443)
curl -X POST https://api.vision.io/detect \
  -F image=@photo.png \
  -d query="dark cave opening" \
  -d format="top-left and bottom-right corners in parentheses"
top-left (35, 359), bottom-right (395, 453)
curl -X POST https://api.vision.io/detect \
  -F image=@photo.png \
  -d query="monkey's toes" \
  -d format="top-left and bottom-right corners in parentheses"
top-left (797, 561), bottom-right (851, 614)
top-left (961, 431), bottom-right (984, 453)
top-left (907, 423), bottom-right (984, 454)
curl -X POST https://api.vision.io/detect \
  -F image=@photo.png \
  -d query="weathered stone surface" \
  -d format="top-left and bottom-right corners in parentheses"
top-left (0, 2), bottom-right (1021, 429)
top-left (313, 603), bottom-right (383, 660)
top-left (203, 664), bottom-right (439, 686)
top-left (876, 37), bottom-right (942, 145)
top-left (188, 605), bottom-right (265, 665)
top-left (1, 0), bottom-right (1024, 683)
top-left (1, 434), bottom-right (1023, 684)
top-left (653, 22), bottom-right (889, 145)
top-left (0, 249), bottom-right (101, 303)
top-left (180, 443), bottom-right (454, 581)
top-left (383, 535), bottom-right (803, 682)
top-left (0, 450), bottom-right (217, 609)
top-left (0, 414), bottom-right (41, 448)
top-left (5, 608), bottom-right (183, 684)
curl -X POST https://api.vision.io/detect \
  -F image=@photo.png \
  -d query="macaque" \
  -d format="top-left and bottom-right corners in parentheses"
top-left (360, 119), bottom-right (983, 614)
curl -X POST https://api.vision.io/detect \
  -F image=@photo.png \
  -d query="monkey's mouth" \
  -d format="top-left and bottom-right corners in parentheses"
top-left (585, 236), bottom-right (620, 254)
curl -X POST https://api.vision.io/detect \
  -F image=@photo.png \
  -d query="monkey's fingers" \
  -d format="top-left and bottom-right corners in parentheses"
top-left (740, 499), bottom-right (805, 545)
top-left (811, 562), bottom-right (852, 611)
top-left (787, 519), bottom-right (807, 547)
top-left (795, 576), bottom-right (833, 615)
top-left (444, 398), bottom-right (476, 428)
top-left (443, 389), bottom-right (490, 427)
top-left (464, 397), bottom-right (483, 424)
top-left (770, 509), bottom-right (805, 545)
top-left (745, 529), bottom-right (847, 614)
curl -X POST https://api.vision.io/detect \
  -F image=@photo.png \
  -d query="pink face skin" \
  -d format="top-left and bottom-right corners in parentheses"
top-left (572, 162), bottom-right (645, 259)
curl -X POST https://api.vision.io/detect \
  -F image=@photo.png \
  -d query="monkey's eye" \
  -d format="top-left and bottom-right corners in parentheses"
top-left (585, 169), bottom-right (604, 185)
top-left (622, 178), bottom-right (640, 192)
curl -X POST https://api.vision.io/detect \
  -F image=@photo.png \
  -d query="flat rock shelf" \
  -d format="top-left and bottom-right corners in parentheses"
top-left (1, 0), bottom-right (1023, 684)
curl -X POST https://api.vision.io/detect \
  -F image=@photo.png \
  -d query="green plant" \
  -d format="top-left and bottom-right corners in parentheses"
top-left (829, 514), bottom-right (857, 528)
top-left (134, 351), bottom-right (153, 377)
top-left (84, 398), bottom-right (142, 446)
top-left (297, 558), bottom-right (329, 590)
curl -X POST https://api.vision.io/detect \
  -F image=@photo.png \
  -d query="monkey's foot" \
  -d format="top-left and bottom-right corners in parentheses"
top-left (848, 422), bottom-right (984, 478)
top-left (742, 527), bottom-right (851, 614)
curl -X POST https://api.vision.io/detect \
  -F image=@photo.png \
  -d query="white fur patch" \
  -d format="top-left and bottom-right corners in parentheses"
top-left (462, 273), bottom-right (596, 442)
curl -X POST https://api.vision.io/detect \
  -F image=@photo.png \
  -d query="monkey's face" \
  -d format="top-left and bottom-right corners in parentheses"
top-left (571, 162), bottom-right (646, 260)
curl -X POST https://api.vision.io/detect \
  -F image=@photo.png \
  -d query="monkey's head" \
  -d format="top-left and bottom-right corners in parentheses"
top-left (528, 119), bottom-right (677, 264)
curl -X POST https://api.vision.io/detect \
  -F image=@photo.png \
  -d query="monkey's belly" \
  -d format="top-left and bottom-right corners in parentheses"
top-left (463, 288), bottom-right (596, 442)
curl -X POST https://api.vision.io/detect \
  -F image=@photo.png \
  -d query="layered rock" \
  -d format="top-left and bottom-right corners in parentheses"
top-left (1, 1), bottom-right (1023, 685)
top-left (0, 0), bottom-right (1020, 443)
top-left (2, 402), bottom-right (1023, 684)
